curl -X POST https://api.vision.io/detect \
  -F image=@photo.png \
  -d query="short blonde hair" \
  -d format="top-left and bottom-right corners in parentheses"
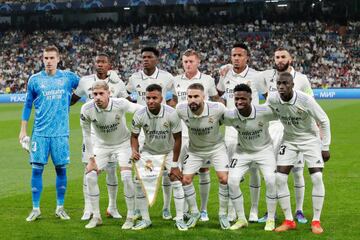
top-left (182, 49), bottom-right (201, 59)
top-left (92, 80), bottom-right (109, 91)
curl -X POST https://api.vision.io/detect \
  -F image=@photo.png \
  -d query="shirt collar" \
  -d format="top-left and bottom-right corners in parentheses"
top-left (231, 65), bottom-right (249, 78)
top-left (146, 104), bottom-right (165, 119)
top-left (141, 67), bottom-right (159, 80)
top-left (279, 90), bottom-right (297, 105)
top-left (94, 98), bottom-right (113, 112)
top-left (187, 102), bottom-right (209, 118)
top-left (237, 104), bottom-right (256, 121)
top-left (181, 70), bottom-right (201, 80)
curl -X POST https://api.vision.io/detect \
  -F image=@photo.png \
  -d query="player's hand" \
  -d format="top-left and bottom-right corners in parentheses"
top-left (19, 131), bottom-right (27, 143)
top-left (219, 64), bottom-right (232, 77)
top-left (322, 151), bottom-right (330, 162)
top-left (86, 157), bottom-right (98, 172)
top-left (19, 135), bottom-right (30, 153)
top-left (170, 167), bottom-right (183, 181)
top-left (131, 151), bottom-right (141, 161)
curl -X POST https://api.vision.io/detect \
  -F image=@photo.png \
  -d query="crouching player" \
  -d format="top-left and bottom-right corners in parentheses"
top-left (223, 84), bottom-right (277, 231)
top-left (80, 81), bottom-right (142, 229)
top-left (267, 72), bottom-right (331, 234)
top-left (130, 84), bottom-right (187, 231)
top-left (176, 83), bottom-right (230, 230)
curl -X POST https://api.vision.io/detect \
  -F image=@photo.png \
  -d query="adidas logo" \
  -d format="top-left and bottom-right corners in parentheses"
top-left (316, 160), bottom-right (322, 164)
top-left (177, 84), bottom-right (180, 88)
top-left (136, 84), bottom-right (141, 88)
top-left (226, 81), bottom-right (230, 84)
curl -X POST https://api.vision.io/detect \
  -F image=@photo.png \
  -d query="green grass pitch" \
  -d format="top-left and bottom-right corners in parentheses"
top-left (0, 100), bottom-right (359, 240)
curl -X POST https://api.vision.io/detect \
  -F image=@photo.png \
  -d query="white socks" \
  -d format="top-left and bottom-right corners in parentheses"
top-left (86, 170), bottom-right (100, 218)
top-left (276, 172), bottom-right (293, 221)
top-left (292, 167), bottom-right (305, 212)
top-left (311, 172), bottom-right (325, 221)
top-left (105, 163), bottom-right (118, 210)
top-left (162, 170), bottom-right (172, 211)
top-left (171, 181), bottom-right (185, 220)
top-left (183, 183), bottom-right (199, 214)
top-left (199, 171), bottom-right (210, 212)
top-left (121, 170), bottom-right (135, 218)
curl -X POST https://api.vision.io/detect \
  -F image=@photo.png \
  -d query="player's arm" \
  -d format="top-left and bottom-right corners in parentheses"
top-left (80, 106), bottom-right (94, 162)
top-left (130, 112), bottom-right (142, 161)
top-left (130, 133), bottom-right (141, 161)
top-left (70, 93), bottom-right (81, 105)
top-left (124, 100), bottom-right (143, 114)
top-left (170, 132), bottom-right (183, 181)
top-left (19, 78), bottom-right (35, 141)
top-left (308, 99), bottom-right (331, 161)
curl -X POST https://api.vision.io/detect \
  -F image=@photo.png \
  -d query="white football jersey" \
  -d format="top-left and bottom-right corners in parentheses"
top-left (223, 105), bottom-right (277, 152)
top-left (217, 65), bottom-right (266, 140)
top-left (173, 71), bottom-right (218, 103)
top-left (131, 104), bottom-right (182, 155)
top-left (126, 67), bottom-right (175, 106)
top-left (258, 67), bottom-right (313, 96)
top-left (74, 70), bottom-right (128, 101)
top-left (176, 101), bottom-right (225, 154)
top-left (267, 90), bottom-right (331, 150)
top-left (80, 98), bottom-right (142, 158)
top-left (217, 66), bottom-right (265, 107)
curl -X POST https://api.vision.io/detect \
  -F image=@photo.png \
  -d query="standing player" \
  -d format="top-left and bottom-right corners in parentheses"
top-left (267, 72), bottom-right (331, 234)
top-left (130, 84), bottom-right (187, 231)
top-left (19, 45), bottom-right (80, 221)
top-left (217, 43), bottom-right (267, 222)
top-left (174, 49), bottom-right (221, 221)
top-left (176, 83), bottom-right (230, 230)
top-left (71, 53), bottom-right (129, 221)
top-left (257, 47), bottom-right (314, 223)
top-left (126, 47), bottom-right (175, 220)
top-left (80, 81), bottom-right (142, 229)
top-left (223, 84), bottom-right (277, 231)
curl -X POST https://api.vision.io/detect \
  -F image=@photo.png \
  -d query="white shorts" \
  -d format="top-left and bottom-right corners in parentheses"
top-left (228, 145), bottom-right (276, 183)
top-left (182, 144), bottom-right (229, 175)
top-left (277, 138), bottom-right (324, 168)
top-left (94, 141), bottom-right (132, 171)
top-left (225, 126), bottom-right (237, 160)
top-left (269, 121), bottom-right (304, 168)
top-left (179, 137), bottom-right (212, 169)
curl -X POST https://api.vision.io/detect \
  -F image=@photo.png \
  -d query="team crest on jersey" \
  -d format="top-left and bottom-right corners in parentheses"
top-left (208, 117), bottom-right (214, 123)
top-left (145, 159), bottom-right (154, 172)
top-left (163, 122), bottom-right (169, 128)
top-left (115, 114), bottom-right (121, 122)
top-left (297, 108), bottom-right (304, 115)
top-left (258, 121), bottom-right (264, 127)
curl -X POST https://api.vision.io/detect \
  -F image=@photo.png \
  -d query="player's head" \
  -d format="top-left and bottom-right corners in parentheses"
top-left (187, 83), bottom-right (205, 113)
top-left (233, 84), bottom-right (252, 111)
top-left (145, 84), bottom-right (163, 112)
top-left (231, 43), bottom-right (250, 71)
top-left (182, 49), bottom-right (200, 75)
top-left (141, 47), bottom-right (159, 71)
top-left (92, 80), bottom-right (110, 109)
top-left (43, 45), bottom-right (60, 74)
top-left (276, 72), bottom-right (294, 101)
top-left (95, 53), bottom-right (111, 77)
top-left (274, 47), bottom-right (292, 72)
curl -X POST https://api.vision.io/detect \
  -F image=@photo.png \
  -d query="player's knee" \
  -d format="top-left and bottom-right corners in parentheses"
top-left (276, 172), bottom-right (288, 186)
top-left (105, 163), bottom-right (118, 185)
top-left (86, 170), bottom-right (98, 186)
top-left (55, 164), bottom-right (66, 176)
top-left (218, 175), bottom-right (228, 185)
top-left (32, 163), bottom-right (44, 176)
top-left (182, 176), bottom-right (193, 185)
top-left (120, 170), bottom-right (132, 182)
top-left (310, 171), bottom-right (323, 186)
top-left (264, 174), bottom-right (276, 191)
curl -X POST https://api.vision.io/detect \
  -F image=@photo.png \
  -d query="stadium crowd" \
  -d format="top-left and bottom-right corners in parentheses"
top-left (0, 20), bottom-right (359, 93)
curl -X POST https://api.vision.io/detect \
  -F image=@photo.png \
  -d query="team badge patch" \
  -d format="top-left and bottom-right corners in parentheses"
top-left (163, 122), bottom-right (169, 128)
top-left (115, 114), bottom-right (121, 122)
top-left (209, 117), bottom-right (214, 123)
top-left (258, 121), bottom-right (264, 127)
